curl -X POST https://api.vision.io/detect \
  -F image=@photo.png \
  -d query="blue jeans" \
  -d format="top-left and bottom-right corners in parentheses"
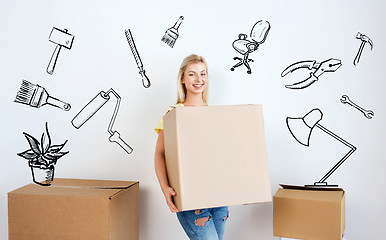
top-left (177, 206), bottom-right (229, 240)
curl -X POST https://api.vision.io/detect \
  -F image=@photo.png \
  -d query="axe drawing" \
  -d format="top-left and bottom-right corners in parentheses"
top-left (47, 27), bottom-right (74, 75)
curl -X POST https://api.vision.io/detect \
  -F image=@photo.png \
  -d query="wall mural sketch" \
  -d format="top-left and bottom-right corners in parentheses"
top-left (161, 16), bottom-right (184, 48)
top-left (281, 58), bottom-right (342, 89)
top-left (340, 95), bottom-right (374, 119)
top-left (14, 80), bottom-right (71, 111)
top-left (124, 29), bottom-right (151, 88)
top-left (71, 88), bottom-right (133, 154)
top-left (353, 32), bottom-right (373, 66)
top-left (286, 108), bottom-right (356, 187)
top-left (230, 20), bottom-right (271, 74)
top-left (47, 27), bottom-right (75, 75)
top-left (17, 122), bottom-right (69, 186)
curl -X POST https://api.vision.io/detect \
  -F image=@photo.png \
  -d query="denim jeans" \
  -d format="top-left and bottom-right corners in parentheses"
top-left (177, 206), bottom-right (229, 240)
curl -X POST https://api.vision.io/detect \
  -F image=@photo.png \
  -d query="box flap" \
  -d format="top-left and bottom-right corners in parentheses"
top-left (280, 184), bottom-right (344, 192)
top-left (275, 187), bottom-right (344, 202)
top-left (8, 178), bottom-right (139, 198)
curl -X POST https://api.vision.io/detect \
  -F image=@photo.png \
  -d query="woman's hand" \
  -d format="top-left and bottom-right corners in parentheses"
top-left (162, 186), bottom-right (180, 213)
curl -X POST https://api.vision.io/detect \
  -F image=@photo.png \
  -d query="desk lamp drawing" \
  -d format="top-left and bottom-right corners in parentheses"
top-left (71, 89), bottom-right (133, 154)
top-left (286, 108), bottom-right (356, 187)
top-left (230, 20), bottom-right (271, 74)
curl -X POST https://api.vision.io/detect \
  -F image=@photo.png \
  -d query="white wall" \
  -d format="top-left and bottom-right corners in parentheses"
top-left (1, 0), bottom-right (385, 239)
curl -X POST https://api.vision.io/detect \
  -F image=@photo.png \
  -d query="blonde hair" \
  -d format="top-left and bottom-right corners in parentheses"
top-left (177, 54), bottom-right (209, 104)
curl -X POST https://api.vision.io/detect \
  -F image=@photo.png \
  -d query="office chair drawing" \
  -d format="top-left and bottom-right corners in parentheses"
top-left (231, 20), bottom-right (271, 74)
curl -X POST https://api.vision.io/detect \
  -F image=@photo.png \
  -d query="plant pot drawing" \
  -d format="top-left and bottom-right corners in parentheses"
top-left (17, 122), bottom-right (68, 186)
top-left (30, 164), bottom-right (55, 186)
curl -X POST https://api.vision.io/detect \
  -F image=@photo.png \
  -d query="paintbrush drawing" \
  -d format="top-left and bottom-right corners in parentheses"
top-left (47, 27), bottom-right (74, 75)
top-left (14, 80), bottom-right (71, 111)
top-left (124, 29), bottom-right (151, 88)
top-left (71, 88), bottom-right (133, 154)
top-left (161, 16), bottom-right (184, 48)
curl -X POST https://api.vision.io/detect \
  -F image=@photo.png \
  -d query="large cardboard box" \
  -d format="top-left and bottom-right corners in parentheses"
top-left (273, 185), bottom-right (345, 240)
top-left (8, 178), bottom-right (139, 240)
top-left (163, 104), bottom-right (272, 211)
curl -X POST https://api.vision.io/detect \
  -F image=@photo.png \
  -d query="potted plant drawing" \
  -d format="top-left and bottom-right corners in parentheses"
top-left (17, 122), bottom-right (69, 186)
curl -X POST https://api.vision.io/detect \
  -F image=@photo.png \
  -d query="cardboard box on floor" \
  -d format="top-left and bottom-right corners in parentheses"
top-left (163, 104), bottom-right (272, 211)
top-left (8, 178), bottom-right (139, 240)
top-left (273, 185), bottom-right (345, 240)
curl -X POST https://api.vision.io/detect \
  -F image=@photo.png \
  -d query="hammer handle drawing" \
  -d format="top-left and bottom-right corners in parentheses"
top-left (47, 44), bottom-right (62, 74)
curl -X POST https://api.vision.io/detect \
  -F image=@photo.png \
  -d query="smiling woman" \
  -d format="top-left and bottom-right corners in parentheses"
top-left (154, 54), bottom-right (229, 240)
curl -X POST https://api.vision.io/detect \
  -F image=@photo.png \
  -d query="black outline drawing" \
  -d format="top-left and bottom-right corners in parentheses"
top-left (230, 20), bottom-right (271, 74)
top-left (281, 58), bottom-right (342, 89)
top-left (286, 108), bottom-right (356, 187)
top-left (353, 32), bottom-right (373, 66)
top-left (71, 89), bottom-right (133, 154)
top-left (47, 27), bottom-right (74, 75)
top-left (17, 122), bottom-right (69, 186)
top-left (161, 16), bottom-right (184, 48)
top-left (340, 95), bottom-right (374, 119)
top-left (124, 29), bottom-right (151, 88)
top-left (14, 80), bottom-right (71, 111)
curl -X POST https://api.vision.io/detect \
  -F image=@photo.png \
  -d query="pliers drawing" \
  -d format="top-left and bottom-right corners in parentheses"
top-left (281, 58), bottom-right (342, 89)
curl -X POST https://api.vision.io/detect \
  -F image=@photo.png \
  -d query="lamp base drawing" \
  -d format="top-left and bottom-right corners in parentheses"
top-left (305, 182), bottom-right (338, 188)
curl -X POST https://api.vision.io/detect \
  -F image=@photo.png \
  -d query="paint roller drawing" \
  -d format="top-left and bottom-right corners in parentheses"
top-left (71, 89), bottom-right (133, 154)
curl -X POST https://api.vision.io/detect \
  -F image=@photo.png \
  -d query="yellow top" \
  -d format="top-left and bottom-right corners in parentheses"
top-left (154, 103), bottom-right (184, 134)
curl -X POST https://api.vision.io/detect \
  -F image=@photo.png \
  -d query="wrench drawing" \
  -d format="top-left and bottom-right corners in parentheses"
top-left (340, 95), bottom-right (374, 119)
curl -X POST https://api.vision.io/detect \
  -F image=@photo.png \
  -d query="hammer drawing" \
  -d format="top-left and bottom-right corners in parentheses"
top-left (353, 32), bottom-right (373, 66)
top-left (47, 27), bottom-right (74, 75)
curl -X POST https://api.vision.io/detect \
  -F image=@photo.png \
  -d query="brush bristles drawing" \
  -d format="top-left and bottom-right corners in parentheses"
top-left (14, 80), bottom-right (71, 111)
top-left (161, 16), bottom-right (184, 48)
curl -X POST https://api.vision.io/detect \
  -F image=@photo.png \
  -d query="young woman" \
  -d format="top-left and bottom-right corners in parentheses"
top-left (154, 54), bottom-right (229, 240)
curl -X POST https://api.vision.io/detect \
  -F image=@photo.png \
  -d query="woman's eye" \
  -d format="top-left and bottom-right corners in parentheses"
top-left (189, 74), bottom-right (195, 77)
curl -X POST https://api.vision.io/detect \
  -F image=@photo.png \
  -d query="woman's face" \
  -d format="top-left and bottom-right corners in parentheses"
top-left (182, 62), bottom-right (207, 96)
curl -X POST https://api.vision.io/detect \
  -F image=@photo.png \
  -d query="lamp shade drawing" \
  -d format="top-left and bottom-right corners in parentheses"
top-left (72, 89), bottom-right (133, 154)
top-left (286, 108), bottom-right (356, 187)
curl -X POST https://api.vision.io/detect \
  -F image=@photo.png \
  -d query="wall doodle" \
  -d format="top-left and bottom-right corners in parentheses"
top-left (124, 29), bottom-right (151, 88)
top-left (281, 58), bottom-right (342, 89)
top-left (17, 122), bottom-right (69, 186)
top-left (353, 32), bottom-right (373, 66)
top-left (47, 27), bottom-right (75, 75)
top-left (161, 16), bottom-right (184, 48)
top-left (14, 80), bottom-right (71, 111)
top-left (71, 88), bottom-right (133, 154)
top-left (340, 95), bottom-right (374, 119)
top-left (230, 20), bottom-right (271, 74)
top-left (286, 108), bottom-right (356, 187)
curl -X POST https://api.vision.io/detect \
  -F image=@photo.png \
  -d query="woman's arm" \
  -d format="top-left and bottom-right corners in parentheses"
top-left (154, 130), bottom-right (180, 212)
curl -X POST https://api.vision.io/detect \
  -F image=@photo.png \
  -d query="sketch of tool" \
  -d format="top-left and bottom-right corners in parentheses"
top-left (71, 89), bottom-right (133, 154)
top-left (161, 16), bottom-right (184, 48)
top-left (281, 58), bottom-right (342, 89)
top-left (353, 32), bottom-right (373, 66)
top-left (230, 20), bottom-right (270, 74)
top-left (287, 108), bottom-right (356, 187)
top-left (14, 80), bottom-right (71, 111)
top-left (17, 122), bottom-right (69, 186)
top-left (124, 29), bottom-right (151, 88)
top-left (46, 27), bottom-right (74, 75)
top-left (340, 95), bottom-right (374, 119)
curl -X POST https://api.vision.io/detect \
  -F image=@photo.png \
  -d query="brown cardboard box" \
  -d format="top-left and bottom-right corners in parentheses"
top-left (273, 186), bottom-right (345, 240)
top-left (163, 104), bottom-right (272, 211)
top-left (8, 178), bottom-right (139, 240)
